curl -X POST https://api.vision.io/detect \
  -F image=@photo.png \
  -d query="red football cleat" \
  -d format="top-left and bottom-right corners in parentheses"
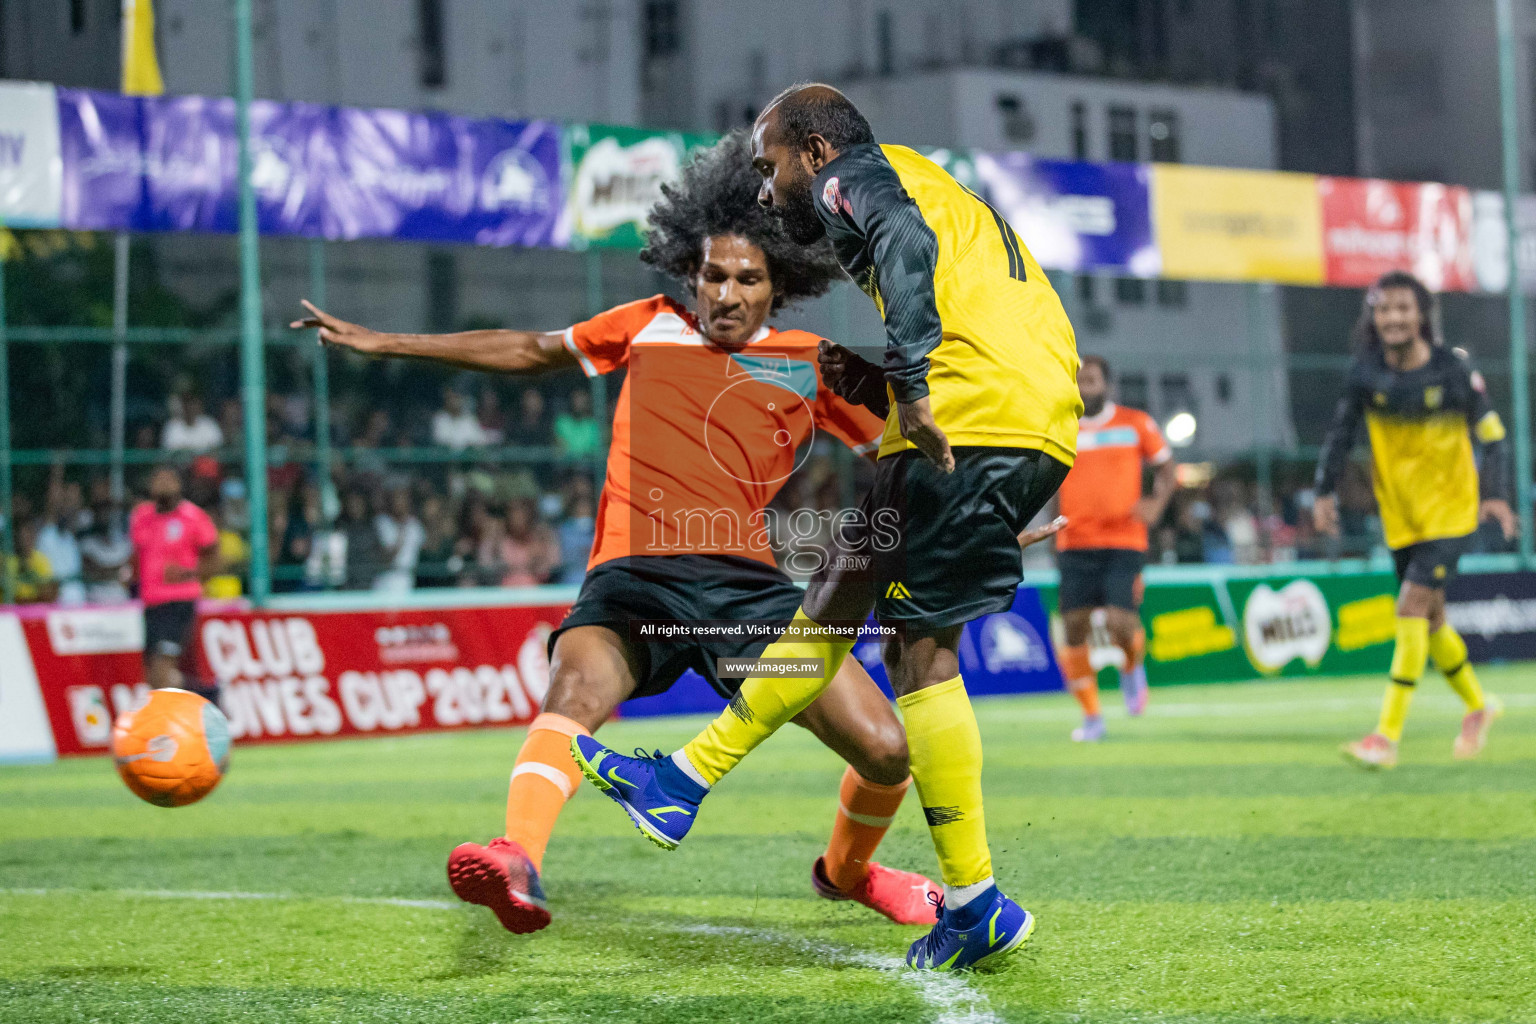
top-left (447, 837), bottom-right (551, 934)
top-left (812, 856), bottom-right (942, 926)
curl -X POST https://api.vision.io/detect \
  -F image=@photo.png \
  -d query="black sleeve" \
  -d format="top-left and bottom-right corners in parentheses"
top-left (1315, 364), bottom-right (1366, 496)
top-left (814, 148), bottom-right (943, 404)
top-left (1456, 352), bottom-right (1511, 502)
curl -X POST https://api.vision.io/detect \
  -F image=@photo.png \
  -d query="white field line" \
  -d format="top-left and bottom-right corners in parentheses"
top-left (1015, 691), bottom-right (1536, 722)
top-left (678, 923), bottom-right (999, 1024)
top-left (0, 887), bottom-right (997, 1024)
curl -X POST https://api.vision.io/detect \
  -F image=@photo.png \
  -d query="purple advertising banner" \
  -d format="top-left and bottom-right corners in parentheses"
top-left (55, 88), bottom-right (562, 246)
top-left (974, 152), bottom-right (1158, 275)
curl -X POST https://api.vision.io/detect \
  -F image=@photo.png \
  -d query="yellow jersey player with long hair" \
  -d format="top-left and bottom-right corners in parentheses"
top-left (1314, 271), bottom-right (1515, 769)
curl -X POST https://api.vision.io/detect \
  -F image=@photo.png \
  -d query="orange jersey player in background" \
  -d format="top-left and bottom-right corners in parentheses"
top-left (1053, 355), bottom-right (1177, 742)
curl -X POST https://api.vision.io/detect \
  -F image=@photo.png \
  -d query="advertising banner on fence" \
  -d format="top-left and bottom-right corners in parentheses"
top-left (1446, 571), bottom-right (1536, 663)
top-left (54, 88), bottom-right (563, 245)
top-left (1470, 190), bottom-right (1536, 294)
top-left (621, 583), bottom-right (1065, 718)
top-left (562, 123), bottom-right (711, 248)
top-left (1318, 176), bottom-right (1475, 292)
top-left (22, 602), bottom-right (567, 756)
top-left (1151, 164), bottom-right (1325, 284)
top-left (0, 81), bottom-right (62, 229)
top-left (1036, 569), bottom-right (1399, 685)
top-left (0, 613), bottom-right (58, 762)
top-left (973, 153), bottom-right (1158, 276)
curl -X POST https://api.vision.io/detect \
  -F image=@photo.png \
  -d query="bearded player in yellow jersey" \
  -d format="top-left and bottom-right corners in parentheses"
top-left (572, 84), bottom-right (1082, 971)
top-left (1314, 271), bottom-right (1515, 769)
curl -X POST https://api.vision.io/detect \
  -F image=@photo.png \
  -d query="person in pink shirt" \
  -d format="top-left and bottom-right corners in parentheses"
top-left (130, 466), bottom-right (223, 697)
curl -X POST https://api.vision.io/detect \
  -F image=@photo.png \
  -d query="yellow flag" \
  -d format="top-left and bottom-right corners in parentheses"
top-left (121, 0), bottom-right (165, 96)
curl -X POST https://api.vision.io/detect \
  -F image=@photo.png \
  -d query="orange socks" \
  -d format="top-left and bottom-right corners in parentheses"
top-left (1060, 644), bottom-right (1100, 716)
top-left (505, 712), bottom-right (589, 869)
top-left (822, 766), bottom-right (911, 891)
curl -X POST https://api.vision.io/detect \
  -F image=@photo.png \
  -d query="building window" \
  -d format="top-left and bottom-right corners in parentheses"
top-left (1160, 373), bottom-right (1196, 416)
top-left (578, 2), bottom-right (612, 64)
top-left (1071, 101), bottom-right (1088, 160)
top-left (1120, 373), bottom-right (1150, 412)
top-left (1215, 373), bottom-right (1233, 404)
top-left (877, 10), bottom-right (895, 75)
top-left (427, 250), bottom-right (457, 332)
top-left (1156, 279), bottom-right (1188, 307)
top-left (1115, 277), bottom-right (1146, 305)
top-left (1076, 274), bottom-right (1097, 306)
top-left (1108, 106), bottom-right (1137, 162)
top-left (417, 0), bottom-right (446, 88)
top-left (1149, 109), bottom-right (1181, 162)
top-left (69, 0), bottom-right (87, 35)
top-left (996, 94), bottom-right (1035, 143)
top-left (645, 0), bottom-right (680, 58)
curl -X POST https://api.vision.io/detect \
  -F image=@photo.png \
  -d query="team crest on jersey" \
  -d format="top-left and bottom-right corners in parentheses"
top-left (1373, 392), bottom-right (1387, 407)
top-left (1424, 385), bottom-right (1443, 410)
top-left (822, 176), bottom-right (842, 212)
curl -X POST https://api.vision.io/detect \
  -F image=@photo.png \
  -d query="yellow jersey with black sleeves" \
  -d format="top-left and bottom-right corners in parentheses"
top-left (811, 143), bottom-right (1082, 463)
top-left (1315, 344), bottom-right (1509, 550)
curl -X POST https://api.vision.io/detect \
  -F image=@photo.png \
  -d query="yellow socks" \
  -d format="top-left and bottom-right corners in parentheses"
top-left (1377, 616), bottom-right (1429, 742)
top-left (679, 609), bottom-right (855, 785)
top-left (897, 676), bottom-right (993, 888)
top-left (1429, 623), bottom-right (1485, 711)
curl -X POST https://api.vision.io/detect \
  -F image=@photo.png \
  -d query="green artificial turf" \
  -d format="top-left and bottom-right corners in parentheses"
top-left (2, 669), bottom-right (1533, 1023)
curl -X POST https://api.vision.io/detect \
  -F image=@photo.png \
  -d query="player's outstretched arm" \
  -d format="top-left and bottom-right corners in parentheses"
top-left (290, 300), bottom-right (576, 375)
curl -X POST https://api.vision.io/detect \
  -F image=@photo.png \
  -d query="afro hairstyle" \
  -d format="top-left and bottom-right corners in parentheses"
top-left (639, 129), bottom-right (845, 312)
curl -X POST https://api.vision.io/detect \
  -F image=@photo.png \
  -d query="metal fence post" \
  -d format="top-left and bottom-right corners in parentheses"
top-left (0, 259), bottom-right (13, 604)
top-left (109, 233), bottom-right (130, 503)
top-left (1498, 0), bottom-right (1534, 563)
top-left (308, 239), bottom-right (334, 523)
top-left (235, 0), bottom-right (271, 604)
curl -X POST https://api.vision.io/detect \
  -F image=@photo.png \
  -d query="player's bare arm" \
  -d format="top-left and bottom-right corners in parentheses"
top-left (1136, 459), bottom-right (1178, 526)
top-left (291, 299), bottom-right (575, 375)
top-left (161, 541), bottom-right (222, 584)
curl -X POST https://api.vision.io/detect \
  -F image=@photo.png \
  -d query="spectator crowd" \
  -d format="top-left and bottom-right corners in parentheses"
top-left (3, 375), bottom-right (1516, 605)
top-left (5, 378), bottom-right (605, 603)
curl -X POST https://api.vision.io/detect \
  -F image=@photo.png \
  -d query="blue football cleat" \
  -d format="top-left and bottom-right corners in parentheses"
top-left (570, 735), bottom-right (707, 851)
top-left (905, 887), bottom-right (1035, 971)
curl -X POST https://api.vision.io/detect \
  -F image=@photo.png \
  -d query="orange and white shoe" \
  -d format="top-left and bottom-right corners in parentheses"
top-left (812, 856), bottom-right (941, 925)
top-left (1453, 699), bottom-right (1503, 760)
top-left (1342, 732), bottom-right (1398, 769)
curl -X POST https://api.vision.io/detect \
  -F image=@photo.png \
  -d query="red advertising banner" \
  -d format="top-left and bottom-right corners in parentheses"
top-left (22, 602), bottom-right (568, 756)
top-left (1319, 176), bottom-right (1475, 291)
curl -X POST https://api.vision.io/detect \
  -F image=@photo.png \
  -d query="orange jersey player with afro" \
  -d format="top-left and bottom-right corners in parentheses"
top-left (297, 131), bottom-right (961, 934)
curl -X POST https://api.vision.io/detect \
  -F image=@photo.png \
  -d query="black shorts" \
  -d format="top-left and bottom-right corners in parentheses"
top-left (143, 600), bottom-right (197, 661)
top-left (814, 446), bottom-right (1070, 629)
top-left (1057, 548), bottom-right (1145, 612)
top-left (1392, 535), bottom-right (1468, 588)
top-left (550, 555), bottom-right (806, 700)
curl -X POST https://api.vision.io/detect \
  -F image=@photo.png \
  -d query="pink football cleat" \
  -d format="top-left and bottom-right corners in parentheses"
top-left (1342, 732), bottom-right (1397, 770)
top-left (447, 837), bottom-right (551, 934)
top-left (812, 856), bottom-right (942, 926)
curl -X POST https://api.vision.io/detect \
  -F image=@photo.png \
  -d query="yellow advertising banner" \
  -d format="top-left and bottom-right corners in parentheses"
top-left (1151, 164), bottom-right (1324, 285)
